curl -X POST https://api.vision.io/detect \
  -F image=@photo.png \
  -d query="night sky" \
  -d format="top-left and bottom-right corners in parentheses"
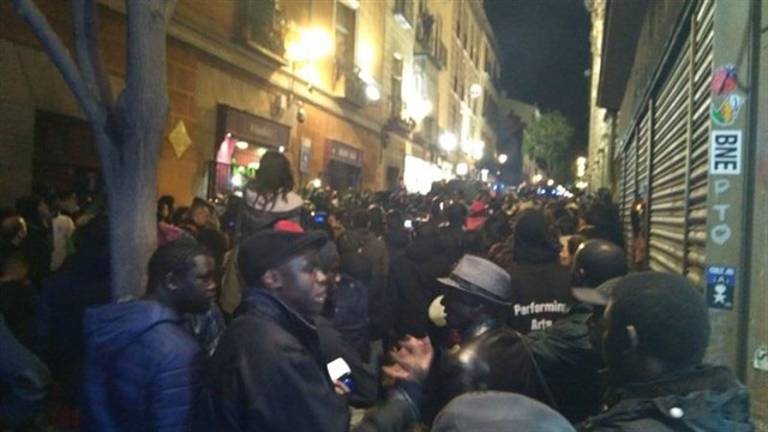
top-left (485, 0), bottom-right (591, 153)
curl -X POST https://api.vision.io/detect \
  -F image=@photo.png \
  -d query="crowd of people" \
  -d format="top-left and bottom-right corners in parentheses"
top-left (0, 150), bottom-right (754, 431)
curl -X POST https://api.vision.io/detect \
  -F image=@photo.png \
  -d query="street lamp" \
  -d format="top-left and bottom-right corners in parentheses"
top-left (456, 162), bottom-right (469, 176)
top-left (576, 156), bottom-right (587, 178)
top-left (365, 84), bottom-right (381, 102)
top-left (497, 153), bottom-right (508, 164)
top-left (285, 27), bottom-right (333, 62)
top-left (439, 132), bottom-right (457, 152)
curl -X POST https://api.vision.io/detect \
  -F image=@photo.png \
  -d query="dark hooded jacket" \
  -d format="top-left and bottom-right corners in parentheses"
top-left (526, 303), bottom-right (604, 423)
top-left (35, 244), bottom-right (111, 407)
top-left (196, 288), bottom-right (421, 432)
top-left (507, 209), bottom-right (573, 333)
top-left (579, 365), bottom-right (753, 431)
top-left (219, 190), bottom-right (304, 315)
top-left (83, 301), bottom-right (203, 432)
top-left (390, 232), bottom-right (454, 339)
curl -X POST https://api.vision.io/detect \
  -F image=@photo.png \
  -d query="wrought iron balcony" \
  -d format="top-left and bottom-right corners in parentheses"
top-left (334, 61), bottom-right (368, 107)
top-left (414, 11), bottom-right (446, 69)
top-left (394, 0), bottom-right (415, 29)
top-left (242, 0), bottom-right (288, 63)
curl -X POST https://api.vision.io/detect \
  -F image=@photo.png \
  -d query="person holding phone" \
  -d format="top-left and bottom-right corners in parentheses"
top-left (197, 229), bottom-right (433, 432)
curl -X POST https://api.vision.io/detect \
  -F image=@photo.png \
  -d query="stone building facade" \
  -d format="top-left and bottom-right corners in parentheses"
top-left (0, 0), bottom-right (501, 207)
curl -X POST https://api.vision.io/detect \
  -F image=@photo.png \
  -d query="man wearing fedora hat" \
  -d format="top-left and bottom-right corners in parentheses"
top-left (426, 254), bottom-right (551, 419)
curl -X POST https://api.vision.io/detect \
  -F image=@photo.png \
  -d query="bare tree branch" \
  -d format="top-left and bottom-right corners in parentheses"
top-left (11, 0), bottom-right (103, 123)
top-left (165, 0), bottom-right (178, 24)
top-left (73, 0), bottom-right (114, 108)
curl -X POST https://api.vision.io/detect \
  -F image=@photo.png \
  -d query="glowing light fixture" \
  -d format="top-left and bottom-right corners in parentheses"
top-left (286, 27), bottom-right (333, 62)
top-left (365, 84), bottom-right (381, 101)
top-left (408, 98), bottom-right (433, 123)
top-left (532, 174), bottom-right (543, 183)
top-left (546, 179), bottom-right (555, 186)
top-left (311, 178), bottom-right (323, 188)
top-left (235, 140), bottom-right (249, 150)
top-left (456, 162), bottom-right (469, 176)
top-left (469, 83), bottom-right (482, 99)
top-left (576, 156), bottom-right (587, 178)
top-left (471, 140), bottom-right (485, 160)
top-left (439, 132), bottom-right (458, 151)
top-left (231, 172), bottom-right (244, 187)
top-left (278, 146), bottom-right (286, 153)
top-left (497, 153), bottom-right (508, 164)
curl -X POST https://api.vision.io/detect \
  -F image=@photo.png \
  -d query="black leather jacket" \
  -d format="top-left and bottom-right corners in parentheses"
top-left (527, 303), bottom-right (604, 423)
top-left (196, 288), bottom-right (421, 432)
top-left (429, 320), bottom-right (550, 418)
top-left (579, 365), bottom-right (753, 431)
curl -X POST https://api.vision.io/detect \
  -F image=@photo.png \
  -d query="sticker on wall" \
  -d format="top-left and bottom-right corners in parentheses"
top-left (711, 93), bottom-right (744, 126)
top-left (754, 346), bottom-right (768, 372)
top-left (705, 265), bottom-right (735, 310)
top-left (711, 64), bottom-right (738, 95)
top-left (169, 120), bottom-right (192, 159)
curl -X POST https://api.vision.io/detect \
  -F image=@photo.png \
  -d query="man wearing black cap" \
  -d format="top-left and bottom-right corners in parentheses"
top-left (197, 229), bottom-right (433, 432)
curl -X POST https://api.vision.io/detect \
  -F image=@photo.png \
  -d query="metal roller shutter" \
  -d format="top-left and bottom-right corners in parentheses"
top-left (621, 135), bottom-right (637, 250)
top-left (637, 110), bottom-right (651, 201)
top-left (616, 0), bottom-right (713, 283)
top-left (648, 39), bottom-right (691, 274)
top-left (685, 0), bottom-right (713, 286)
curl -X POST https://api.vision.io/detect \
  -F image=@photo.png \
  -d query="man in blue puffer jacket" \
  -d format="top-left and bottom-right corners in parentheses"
top-left (82, 239), bottom-right (216, 432)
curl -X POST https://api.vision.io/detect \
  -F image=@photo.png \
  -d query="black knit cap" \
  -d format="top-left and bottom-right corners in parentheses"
top-left (238, 230), bottom-right (328, 286)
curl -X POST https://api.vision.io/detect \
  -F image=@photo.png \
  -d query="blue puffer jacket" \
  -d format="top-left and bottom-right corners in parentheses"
top-left (82, 300), bottom-right (203, 432)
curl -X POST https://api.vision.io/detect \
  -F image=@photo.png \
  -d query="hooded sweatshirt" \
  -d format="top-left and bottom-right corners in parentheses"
top-left (82, 300), bottom-right (203, 432)
top-left (219, 190), bottom-right (304, 314)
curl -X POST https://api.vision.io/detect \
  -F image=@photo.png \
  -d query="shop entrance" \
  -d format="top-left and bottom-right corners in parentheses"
top-left (33, 110), bottom-right (101, 196)
top-left (209, 104), bottom-right (291, 197)
top-left (327, 140), bottom-right (363, 192)
top-left (328, 159), bottom-right (361, 191)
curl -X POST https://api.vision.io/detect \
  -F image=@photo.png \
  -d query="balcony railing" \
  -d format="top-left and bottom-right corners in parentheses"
top-left (242, 0), bottom-right (287, 62)
top-left (394, 0), bottom-right (415, 29)
top-left (414, 11), bottom-right (446, 69)
top-left (335, 62), bottom-right (368, 107)
top-left (413, 116), bottom-right (438, 147)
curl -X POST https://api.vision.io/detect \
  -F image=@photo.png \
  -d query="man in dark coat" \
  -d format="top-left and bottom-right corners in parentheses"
top-left (35, 216), bottom-right (111, 424)
top-left (197, 229), bottom-right (433, 432)
top-left (337, 210), bottom-right (390, 342)
top-left (83, 239), bottom-right (215, 432)
top-left (507, 208), bottom-right (574, 333)
top-left (391, 224), bottom-right (454, 340)
top-left (579, 272), bottom-right (753, 431)
top-left (524, 239), bottom-right (629, 422)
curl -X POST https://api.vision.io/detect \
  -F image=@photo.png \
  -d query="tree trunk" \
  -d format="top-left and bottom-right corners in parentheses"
top-left (11, 0), bottom-right (175, 300)
top-left (107, 167), bottom-right (158, 299)
top-left (103, 0), bottom-right (171, 298)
